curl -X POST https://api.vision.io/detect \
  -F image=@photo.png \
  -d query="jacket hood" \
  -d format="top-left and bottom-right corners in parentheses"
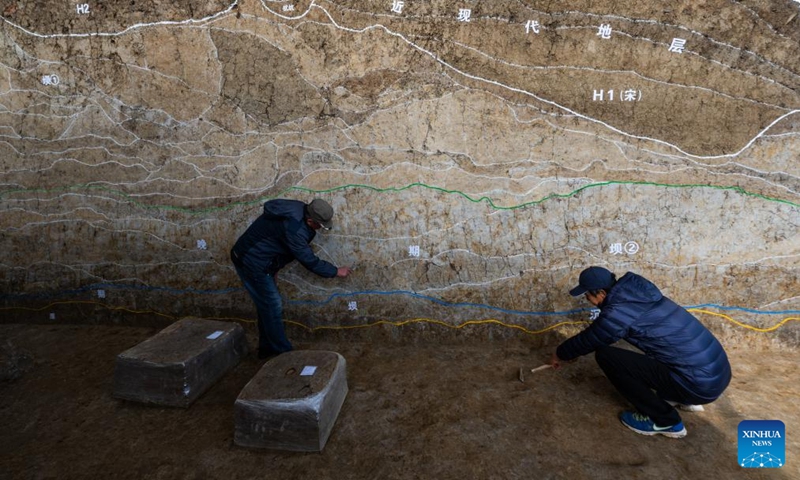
top-left (263, 199), bottom-right (305, 222)
top-left (609, 272), bottom-right (663, 304)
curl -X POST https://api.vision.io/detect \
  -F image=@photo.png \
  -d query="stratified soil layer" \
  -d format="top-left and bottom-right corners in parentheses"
top-left (1, 3), bottom-right (798, 352)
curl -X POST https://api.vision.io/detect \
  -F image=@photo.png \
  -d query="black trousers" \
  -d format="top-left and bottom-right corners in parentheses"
top-left (595, 346), bottom-right (703, 427)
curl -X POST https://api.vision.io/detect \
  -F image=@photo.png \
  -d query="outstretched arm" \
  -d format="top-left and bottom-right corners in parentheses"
top-left (284, 221), bottom-right (338, 278)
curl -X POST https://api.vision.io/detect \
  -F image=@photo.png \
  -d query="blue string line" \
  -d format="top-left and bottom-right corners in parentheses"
top-left (2, 283), bottom-right (798, 316)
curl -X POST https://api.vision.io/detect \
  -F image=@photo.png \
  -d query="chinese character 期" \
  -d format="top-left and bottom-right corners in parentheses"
top-left (597, 24), bottom-right (612, 39)
top-left (525, 20), bottom-right (540, 34)
top-left (458, 8), bottom-right (471, 22)
top-left (390, 0), bottom-right (404, 14)
top-left (668, 38), bottom-right (686, 53)
top-left (348, 301), bottom-right (358, 311)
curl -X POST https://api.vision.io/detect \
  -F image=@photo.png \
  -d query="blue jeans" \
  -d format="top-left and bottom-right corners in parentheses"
top-left (235, 267), bottom-right (292, 356)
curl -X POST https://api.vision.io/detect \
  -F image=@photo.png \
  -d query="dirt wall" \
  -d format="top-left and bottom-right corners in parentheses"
top-left (0, 0), bottom-right (798, 344)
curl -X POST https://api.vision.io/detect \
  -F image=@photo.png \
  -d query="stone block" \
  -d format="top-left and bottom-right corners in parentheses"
top-left (234, 350), bottom-right (348, 452)
top-left (113, 318), bottom-right (248, 407)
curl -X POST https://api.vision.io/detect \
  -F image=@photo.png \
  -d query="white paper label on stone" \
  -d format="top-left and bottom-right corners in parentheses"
top-left (206, 330), bottom-right (224, 340)
top-left (300, 366), bottom-right (317, 376)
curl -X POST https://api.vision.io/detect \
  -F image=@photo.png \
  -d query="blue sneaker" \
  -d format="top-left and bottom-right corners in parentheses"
top-left (619, 411), bottom-right (687, 438)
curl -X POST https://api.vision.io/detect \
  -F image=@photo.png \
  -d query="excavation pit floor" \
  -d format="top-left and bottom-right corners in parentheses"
top-left (1, 323), bottom-right (798, 479)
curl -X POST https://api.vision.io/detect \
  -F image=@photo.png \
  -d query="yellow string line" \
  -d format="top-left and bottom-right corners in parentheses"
top-left (689, 308), bottom-right (800, 333)
top-left (2, 301), bottom-right (798, 334)
top-left (284, 317), bottom-right (589, 335)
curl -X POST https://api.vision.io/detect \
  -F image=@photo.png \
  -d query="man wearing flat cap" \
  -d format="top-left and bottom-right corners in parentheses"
top-left (550, 266), bottom-right (731, 439)
top-left (231, 198), bottom-right (352, 359)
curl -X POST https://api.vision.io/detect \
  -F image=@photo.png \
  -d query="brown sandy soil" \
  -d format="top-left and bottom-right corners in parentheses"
top-left (1, 323), bottom-right (798, 480)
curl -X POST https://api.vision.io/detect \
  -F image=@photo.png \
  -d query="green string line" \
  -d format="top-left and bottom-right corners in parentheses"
top-left (0, 180), bottom-right (797, 215)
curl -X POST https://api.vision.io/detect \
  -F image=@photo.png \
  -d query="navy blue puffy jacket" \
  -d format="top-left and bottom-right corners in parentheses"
top-left (231, 199), bottom-right (337, 278)
top-left (556, 272), bottom-right (731, 402)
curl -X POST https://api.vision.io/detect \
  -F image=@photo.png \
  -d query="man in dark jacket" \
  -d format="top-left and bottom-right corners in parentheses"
top-left (231, 198), bottom-right (352, 359)
top-left (550, 266), bottom-right (731, 438)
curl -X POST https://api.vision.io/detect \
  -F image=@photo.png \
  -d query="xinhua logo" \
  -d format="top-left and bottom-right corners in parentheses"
top-left (738, 420), bottom-right (785, 468)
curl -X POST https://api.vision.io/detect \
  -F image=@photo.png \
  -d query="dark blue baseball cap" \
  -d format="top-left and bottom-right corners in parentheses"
top-left (569, 266), bottom-right (616, 296)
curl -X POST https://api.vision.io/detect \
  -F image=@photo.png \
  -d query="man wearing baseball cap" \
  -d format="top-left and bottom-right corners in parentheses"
top-left (231, 198), bottom-right (352, 359)
top-left (550, 266), bottom-right (731, 439)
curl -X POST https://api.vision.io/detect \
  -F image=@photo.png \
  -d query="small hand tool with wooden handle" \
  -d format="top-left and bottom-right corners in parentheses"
top-left (518, 364), bottom-right (553, 383)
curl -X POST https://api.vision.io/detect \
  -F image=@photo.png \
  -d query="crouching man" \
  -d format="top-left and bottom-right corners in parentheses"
top-left (550, 266), bottom-right (731, 438)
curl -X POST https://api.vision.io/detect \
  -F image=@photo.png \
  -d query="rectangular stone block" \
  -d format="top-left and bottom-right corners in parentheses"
top-left (113, 318), bottom-right (248, 407)
top-left (234, 350), bottom-right (348, 452)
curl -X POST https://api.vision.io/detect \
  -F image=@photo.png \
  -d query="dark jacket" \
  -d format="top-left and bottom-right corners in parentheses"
top-left (231, 199), bottom-right (337, 278)
top-left (556, 272), bottom-right (731, 402)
